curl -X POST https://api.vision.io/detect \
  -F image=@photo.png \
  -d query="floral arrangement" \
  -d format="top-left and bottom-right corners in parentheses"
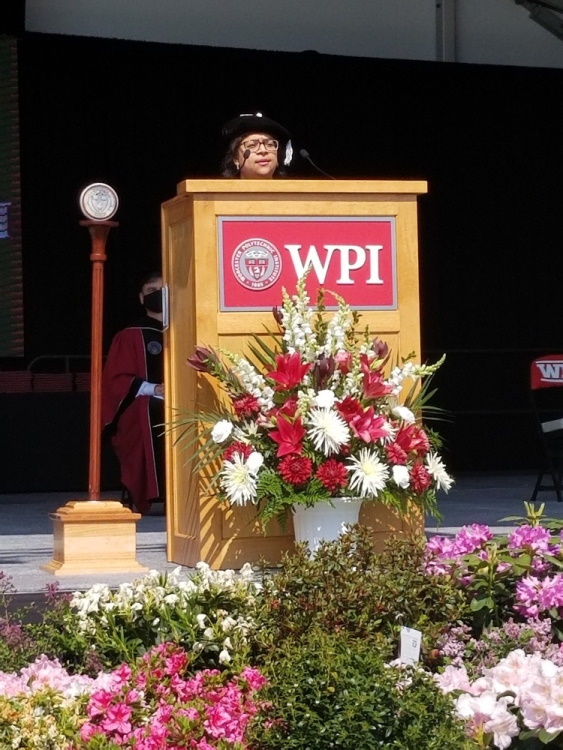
top-left (184, 275), bottom-right (452, 525)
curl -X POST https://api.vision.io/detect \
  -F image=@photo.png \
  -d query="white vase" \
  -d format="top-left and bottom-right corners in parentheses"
top-left (292, 497), bottom-right (363, 553)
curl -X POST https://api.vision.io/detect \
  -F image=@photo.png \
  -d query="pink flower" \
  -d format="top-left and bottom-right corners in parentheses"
top-left (454, 524), bottom-right (493, 555)
top-left (100, 703), bottom-right (133, 735)
top-left (508, 525), bottom-right (551, 554)
top-left (240, 667), bottom-right (268, 692)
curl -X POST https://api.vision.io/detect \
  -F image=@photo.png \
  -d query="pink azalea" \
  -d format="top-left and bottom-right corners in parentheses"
top-left (100, 702), bottom-right (133, 735)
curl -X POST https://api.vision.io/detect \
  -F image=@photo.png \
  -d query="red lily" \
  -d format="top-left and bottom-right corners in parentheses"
top-left (395, 424), bottom-right (430, 455)
top-left (349, 408), bottom-right (390, 443)
top-left (267, 352), bottom-right (311, 391)
top-left (337, 395), bottom-right (364, 423)
top-left (269, 415), bottom-right (306, 457)
top-left (360, 355), bottom-right (394, 400)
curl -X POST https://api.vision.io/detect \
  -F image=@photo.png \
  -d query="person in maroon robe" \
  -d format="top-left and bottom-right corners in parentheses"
top-left (102, 272), bottom-right (164, 514)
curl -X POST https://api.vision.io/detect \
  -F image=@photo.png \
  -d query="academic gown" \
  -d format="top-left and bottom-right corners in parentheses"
top-left (102, 316), bottom-right (164, 513)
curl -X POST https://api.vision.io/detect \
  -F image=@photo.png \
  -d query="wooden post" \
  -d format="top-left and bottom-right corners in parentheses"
top-left (41, 210), bottom-right (147, 576)
top-left (81, 220), bottom-right (116, 500)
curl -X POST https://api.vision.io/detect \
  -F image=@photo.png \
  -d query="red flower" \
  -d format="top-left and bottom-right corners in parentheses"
top-left (338, 397), bottom-right (389, 443)
top-left (316, 458), bottom-right (348, 493)
top-left (349, 408), bottom-right (390, 443)
top-left (337, 395), bottom-right (363, 423)
top-left (396, 424), bottom-right (430, 455)
top-left (279, 455), bottom-right (313, 485)
top-left (410, 463), bottom-right (432, 493)
top-left (223, 441), bottom-right (253, 462)
top-left (274, 397), bottom-right (299, 420)
top-left (267, 352), bottom-right (312, 391)
top-left (386, 442), bottom-right (408, 465)
top-left (269, 416), bottom-right (306, 457)
top-left (232, 394), bottom-right (260, 418)
top-left (334, 351), bottom-right (353, 374)
top-left (361, 357), bottom-right (394, 400)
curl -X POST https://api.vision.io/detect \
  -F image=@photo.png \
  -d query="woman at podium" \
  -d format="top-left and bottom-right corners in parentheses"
top-left (220, 112), bottom-right (292, 179)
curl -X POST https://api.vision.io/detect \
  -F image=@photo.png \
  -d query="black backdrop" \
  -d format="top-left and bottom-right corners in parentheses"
top-left (6, 30), bottom-right (563, 486)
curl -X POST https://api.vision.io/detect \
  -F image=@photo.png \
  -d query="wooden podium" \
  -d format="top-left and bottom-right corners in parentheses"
top-left (161, 179), bottom-right (427, 568)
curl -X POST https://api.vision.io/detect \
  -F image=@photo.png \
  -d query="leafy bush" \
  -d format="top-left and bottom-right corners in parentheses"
top-left (0, 574), bottom-right (89, 674)
top-left (248, 627), bottom-right (476, 749)
top-left (253, 525), bottom-right (468, 661)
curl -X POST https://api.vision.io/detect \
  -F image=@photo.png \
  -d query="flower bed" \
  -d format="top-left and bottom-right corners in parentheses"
top-left (4, 506), bottom-right (563, 748)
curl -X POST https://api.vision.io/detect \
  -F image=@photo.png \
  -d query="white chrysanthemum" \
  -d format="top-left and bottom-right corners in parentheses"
top-left (220, 454), bottom-right (258, 506)
top-left (347, 448), bottom-right (389, 497)
top-left (426, 452), bottom-right (454, 492)
top-left (314, 388), bottom-right (336, 409)
top-left (211, 420), bottom-right (233, 443)
top-left (306, 407), bottom-right (350, 456)
top-left (392, 464), bottom-right (410, 488)
top-left (392, 405), bottom-right (416, 424)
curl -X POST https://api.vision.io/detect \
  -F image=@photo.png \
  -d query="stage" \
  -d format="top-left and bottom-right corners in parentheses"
top-left (1, 474), bottom-right (562, 596)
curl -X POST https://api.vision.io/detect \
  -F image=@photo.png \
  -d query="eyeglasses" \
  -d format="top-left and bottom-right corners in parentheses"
top-left (242, 138), bottom-right (279, 152)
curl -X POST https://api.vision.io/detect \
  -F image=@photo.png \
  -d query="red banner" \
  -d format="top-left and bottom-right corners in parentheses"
top-left (218, 216), bottom-right (396, 311)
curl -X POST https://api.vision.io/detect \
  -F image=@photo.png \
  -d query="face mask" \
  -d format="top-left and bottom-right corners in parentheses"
top-left (143, 289), bottom-right (163, 313)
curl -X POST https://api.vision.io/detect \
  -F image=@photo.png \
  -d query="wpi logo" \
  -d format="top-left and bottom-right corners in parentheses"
top-left (232, 238), bottom-right (282, 290)
top-left (536, 359), bottom-right (563, 384)
top-left (284, 244), bottom-right (384, 285)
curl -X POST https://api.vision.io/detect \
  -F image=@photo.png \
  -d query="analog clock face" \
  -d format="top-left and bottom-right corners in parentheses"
top-left (79, 183), bottom-right (119, 220)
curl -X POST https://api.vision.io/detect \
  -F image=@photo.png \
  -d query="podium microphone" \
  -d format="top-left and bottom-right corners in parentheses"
top-left (299, 148), bottom-right (336, 180)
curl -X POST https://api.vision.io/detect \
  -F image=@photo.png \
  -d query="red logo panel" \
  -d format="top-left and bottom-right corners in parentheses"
top-left (218, 217), bottom-right (396, 311)
top-left (531, 355), bottom-right (563, 389)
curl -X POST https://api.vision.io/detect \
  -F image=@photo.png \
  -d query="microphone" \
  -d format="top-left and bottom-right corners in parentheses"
top-left (299, 148), bottom-right (336, 180)
top-left (238, 148), bottom-right (251, 173)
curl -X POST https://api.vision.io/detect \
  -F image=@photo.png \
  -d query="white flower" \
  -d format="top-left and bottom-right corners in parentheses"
top-left (221, 616), bottom-right (237, 633)
top-left (211, 420), bottom-right (233, 443)
top-left (306, 407), bottom-right (350, 456)
top-left (314, 389), bottom-right (336, 409)
top-left (220, 454), bottom-right (258, 506)
top-left (246, 451), bottom-right (264, 474)
top-left (392, 464), bottom-right (410, 489)
top-left (347, 449), bottom-right (389, 497)
top-left (196, 614), bottom-right (207, 629)
top-left (219, 649), bottom-right (232, 664)
top-left (426, 452), bottom-right (454, 492)
top-left (392, 405), bottom-right (415, 424)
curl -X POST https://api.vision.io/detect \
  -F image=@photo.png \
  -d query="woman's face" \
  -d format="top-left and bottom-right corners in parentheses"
top-left (235, 131), bottom-right (279, 179)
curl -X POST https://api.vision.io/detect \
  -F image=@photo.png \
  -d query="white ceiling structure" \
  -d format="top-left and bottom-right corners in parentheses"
top-left (24, 0), bottom-right (563, 70)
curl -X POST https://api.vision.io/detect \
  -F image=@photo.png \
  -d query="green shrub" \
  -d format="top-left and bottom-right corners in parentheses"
top-left (249, 627), bottom-right (476, 749)
top-left (253, 525), bottom-right (468, 661)
top-left (0, 577), bottom-right (90, 674)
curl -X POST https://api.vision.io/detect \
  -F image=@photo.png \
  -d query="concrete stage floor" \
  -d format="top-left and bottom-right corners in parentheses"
top-left (1, 473), bottom-right (563, 595)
